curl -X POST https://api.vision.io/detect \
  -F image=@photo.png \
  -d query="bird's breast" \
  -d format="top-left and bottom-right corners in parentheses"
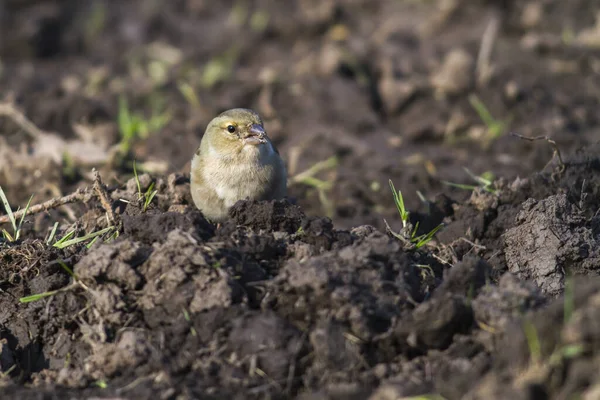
top-left (204, 152), bottom-right (276, 207)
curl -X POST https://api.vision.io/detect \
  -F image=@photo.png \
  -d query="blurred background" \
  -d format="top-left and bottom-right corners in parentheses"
top-left (0, 0), bottom-right (599, 229)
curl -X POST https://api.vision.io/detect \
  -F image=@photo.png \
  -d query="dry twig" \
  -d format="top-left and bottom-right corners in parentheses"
top-left (0, 170), bottom-right (119, 227)
top-left (92, 168), bottom-right (118, 226)
top-left (511, 132), bottom-right (566, 173)
top-left (0, 188), bottom-right (90, 225)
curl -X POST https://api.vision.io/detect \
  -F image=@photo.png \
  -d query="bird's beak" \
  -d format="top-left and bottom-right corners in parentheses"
top-left (243, 124), bottom-right (268, 146)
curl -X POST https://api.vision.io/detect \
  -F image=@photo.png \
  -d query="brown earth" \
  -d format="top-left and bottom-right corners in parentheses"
top-left (1, 0), bottom-right (600, 399)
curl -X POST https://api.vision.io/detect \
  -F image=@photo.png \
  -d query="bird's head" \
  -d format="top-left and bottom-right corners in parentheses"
top-left (203, 108), bottom-right (269, 156)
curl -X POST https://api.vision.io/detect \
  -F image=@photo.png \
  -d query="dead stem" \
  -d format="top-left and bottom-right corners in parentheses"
top-left (92, 168), bottom-right (118, 226)
top-left (0, 187), bottom-right (90, 225)
top-left (0, 169), bottom-right (119, 227)
top-left (511, 132), bottom-right (566, 173)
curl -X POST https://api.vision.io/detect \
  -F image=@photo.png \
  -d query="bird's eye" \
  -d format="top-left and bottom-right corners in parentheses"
top-left (227, 125), bottom-right (236, 133)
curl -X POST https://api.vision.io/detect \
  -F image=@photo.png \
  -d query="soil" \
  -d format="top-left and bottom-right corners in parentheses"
top-left (1, 0), bottom-right (600, 399)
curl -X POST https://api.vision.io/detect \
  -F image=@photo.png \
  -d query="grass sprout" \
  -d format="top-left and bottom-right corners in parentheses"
top-left (46, 222), bottom-right (59, 245)
top-left (19, 289), bottom-right (63, 304)
top-left (387, 180), bottom-right (443, 249)
top-left (133, 160), bottom-right (158, 212)
top-left (118, 95), bottom-right (171, 156)
top-left (0, 186), bottom-right (33, 242)
top-left (442, 168), bottom-right (496, 194)
top-left (52, 229), bottom-right (75, 247)
top-left (389, 180), bottom-right (409, 228)
top-left (412, 222), bottom-right (444, 249)
top-left (468, 94), bottom-right (510, 143)
top-left (53, 226), bottom-right (114, 249)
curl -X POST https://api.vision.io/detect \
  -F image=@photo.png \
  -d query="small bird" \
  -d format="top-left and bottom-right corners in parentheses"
top-left (190, 108), bottom-right (287, 222)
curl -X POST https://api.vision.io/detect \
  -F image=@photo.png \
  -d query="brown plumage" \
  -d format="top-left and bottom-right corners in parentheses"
top-left (190, 108), bottom-right (287, 222)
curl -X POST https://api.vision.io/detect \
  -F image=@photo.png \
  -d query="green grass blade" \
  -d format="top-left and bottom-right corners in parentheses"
top-left (468, 94), bottom-right (495, 127)
top-left (46, 222), bottom-right (59, 245)
top-left (389, 180), bottom-right (408, 226)
top-left (86, 236), bottom-right (100, 249)
top-left (15, 194), bottom-right (34, 241)
top-left (144, 188), bottom-right (158, 212)
top-left (57, 260), bottom-right (76, 279)
top-left (118, 95), bottom-right (131, 136)
top-left (148, 189), bottom-right (158, 203)
top-left (411, 221), bottom-right (420, 240)
top-left (2, 229), bottom-right (14, 242)
top-left (133, 160), bottom-right (142, 197)
top-left (106, 229), bottom-right (119, 242)
top-left (296, 176), bottom-right (331, 190)
top-left (413, 223), bottom-right (444, 249)
top-left (118, 95), bottom-right (136, 154)
top-left (19, 289), bottom-right (60, 303)
top-left (53, 226), bottom-right (114, 249)
top-left (53, 229), bottom-right (76, 247)
top-left (441, 181), bottom-right (478, 191)
top-left (0, 186), bottom-right (17, 232)
top-left (463, 168), bottom-right (492, 187)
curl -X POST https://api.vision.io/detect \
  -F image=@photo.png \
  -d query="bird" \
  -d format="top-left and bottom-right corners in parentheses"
top-left (190, 108), bottom-right (287, 223)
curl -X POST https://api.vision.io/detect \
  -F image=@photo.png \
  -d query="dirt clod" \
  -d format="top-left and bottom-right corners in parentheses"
top-left (504, 193), bottom-right (600, 296)
top-left (228, 199), bottom-right (305, 233)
